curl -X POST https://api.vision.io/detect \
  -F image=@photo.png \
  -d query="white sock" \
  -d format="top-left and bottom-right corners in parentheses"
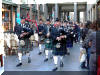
top-left (26, 52), bottom-right (30, 58)
top-left (60, 56), bottom-right (63, 62)
top-left (39, 44), bottom-right (42, 52)
top-left (50, 50), bottom-right (53, 57)
top-left (45, 50), bottom-right (49, 59)
top-left (53, 56), bottom-right (58, 67)
top-left (67, 48), bottom-right (70, 53)
top-left (18, 53), bottom-right (22, 63)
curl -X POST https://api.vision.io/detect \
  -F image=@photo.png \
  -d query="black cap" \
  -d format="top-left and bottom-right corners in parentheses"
top-left (55, 18), bottom-right (60, 22)
top-left (39, 19), bottom-right (43, 21)
top-left (21, 16), bottom-right (25, 19)
top-left (46, 18), bottom-right (50, 21)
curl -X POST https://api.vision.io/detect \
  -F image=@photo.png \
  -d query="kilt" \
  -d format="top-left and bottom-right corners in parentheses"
top-left (52, 44), bottom-right (67, 56)
top-left (39, 36), bottom-right (45, 44)
top-left (18, 38), bottom-right (32, 53)
top-left (66, 40), bottom-right (73, 48)
top-left (44, 38), bottom-right (53, 50)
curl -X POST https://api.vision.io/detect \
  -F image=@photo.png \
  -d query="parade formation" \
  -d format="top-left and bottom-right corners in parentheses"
top-left (11, 15), bottom-right (84, 71)
top-left (3, 12), bottom-right (98, 72)
top-left (1, 0), bottom-right (100, 74)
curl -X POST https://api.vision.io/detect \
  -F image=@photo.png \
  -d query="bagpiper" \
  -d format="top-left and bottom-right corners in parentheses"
top-left (44, 19), bottom-right (53, 62)
top-left (67, 22), bottom-right (74, 48)
top-left (51, 18), bottom-right (67, 71)
top-left (16, 16), bottom-right (33, 67)
top-left (38, 19), bottom-right (45, 55)
top-left (63, 20), bottom-right (70, 55)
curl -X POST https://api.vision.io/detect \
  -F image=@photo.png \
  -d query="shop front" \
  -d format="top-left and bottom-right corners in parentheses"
top-left (2, 4), bottom-right (17, 32)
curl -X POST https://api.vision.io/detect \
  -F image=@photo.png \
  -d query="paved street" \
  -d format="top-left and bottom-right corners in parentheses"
top-left (4, 43), bottom-right (88, 71)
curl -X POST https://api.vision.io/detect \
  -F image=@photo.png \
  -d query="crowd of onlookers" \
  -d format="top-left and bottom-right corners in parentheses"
top-left (79, 20), bottom-right (100, 74)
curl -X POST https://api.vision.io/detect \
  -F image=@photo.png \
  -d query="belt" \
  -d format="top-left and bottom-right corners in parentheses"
top-left (91, 52), bottom-right (96, 54)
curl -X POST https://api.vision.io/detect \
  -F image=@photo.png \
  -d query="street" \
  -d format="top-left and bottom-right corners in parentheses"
top-left (4, 42), bottom-right (88, 71)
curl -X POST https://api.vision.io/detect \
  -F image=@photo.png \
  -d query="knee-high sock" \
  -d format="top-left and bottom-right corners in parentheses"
top-left (26, 52), bottom-right (30, 58)
top-left (18, 53), bottom-right (22, 63)
top-left (67, 48), bottom-right (70, 53)
top-left (45, 50), bottom-right (49, 59)
top-left (53, 56), bottom-right (58, 67)
top-left (39, 44), bottom-right (42, 52)
top-left (60, 56), bottom-right (63, 62)
top-left (50, 50), bottom-right (53, 57)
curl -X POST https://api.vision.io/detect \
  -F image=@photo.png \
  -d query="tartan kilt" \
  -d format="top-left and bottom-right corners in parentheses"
top-left (66, 40), bottom-right (73, 48)
top-left (52, 44), bottom-right (67, 56)
top-left (18, 38), bottom-right (32, 53)
top-left (38, 36), bottom-right (45, 44)
top-left (44, 38), bottom-right (53, 50)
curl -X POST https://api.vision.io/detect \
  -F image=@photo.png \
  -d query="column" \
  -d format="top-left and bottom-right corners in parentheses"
top-left (52, 6), bottom-right (55, 23)
top-left (92, 8), bottom-right (94, 22)
top-left (37, 4), bottom-right (40, 22)
top-left (95, 4), bottom-right (97, 20)
top-left (90, 9), bottom-right (92, 21)
top-left (64, 12), bottom-right (65, 20)
top-left (11, 5), bottom-right (14, 30)
top-left (86, 4), bottom-right (89, 21)
top-left (17, 4), bottom-right (20, 16)
top-left (67, 12), bottom-right (70, 21)
top-left (74, 2), bottom-right (77, 22)
top-left (55, 4), bottom-right (59, 20)
top-left (84, 12), bottom-right (86, 22)
top-left (59, 6), bottom-right (61, 20)
top-left (44, 4), bottom-right (48, 20)
top-left (29, 5), bottom-right (33, 20)
top-left (77, 11), bottom-right (80, 23)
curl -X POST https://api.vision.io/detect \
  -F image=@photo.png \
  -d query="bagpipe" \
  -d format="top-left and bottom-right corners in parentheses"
top-left (55, 26), bottom-right (67, 49)
top-left (20, 27), bottom-right (33, 38)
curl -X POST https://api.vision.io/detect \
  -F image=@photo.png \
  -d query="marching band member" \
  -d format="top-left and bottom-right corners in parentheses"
top-left (51, 18), bottom-right (67, 71)
top-left (38, 19), bottom-right (45, 55)
top-left (44, 19), bottom-right (53, 62)
top-left (63, 20), bottom-right (70, 55)
top-left (66, 22), bottom-right (74, 49)
top-left (16, 17), bottom-right (33, 67)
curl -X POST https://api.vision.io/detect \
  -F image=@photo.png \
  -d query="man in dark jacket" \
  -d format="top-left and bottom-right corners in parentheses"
top-left (51, 18), bottom-right (67, 71)
top-left (43, 19), bottom-right (53, 62)
top-left (16, 17), bottom-right (32, 67)
top-left (38, 19), bottom-right (45, 55)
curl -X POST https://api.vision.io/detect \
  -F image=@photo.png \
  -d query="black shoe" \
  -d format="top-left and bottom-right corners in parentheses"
top-left (38, 52), bottom-right (42, 55)
top-left (16, 63), bottom-right (22, 67)
top-left (28, 57), bottom-right (31, 63)
top-left (44, 58), bottom-right (48, 62)
top-left (50, 56), bottom-right (53, 59)
top-left (67, 52), bottom-right (70, 55)
top-left (52, 67), bottom-right (58, 71)
top-left (60, 62), bottom-right (64, 67)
